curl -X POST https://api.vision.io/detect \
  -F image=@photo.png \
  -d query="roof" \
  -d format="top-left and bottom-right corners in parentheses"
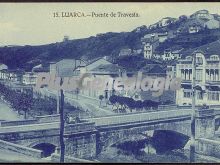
top-left (90, 64), bottom-right (124, 74)
top-left (140, 64), bottom-right (166, 75)
top-left (181, 40), bottom-right (220, 58)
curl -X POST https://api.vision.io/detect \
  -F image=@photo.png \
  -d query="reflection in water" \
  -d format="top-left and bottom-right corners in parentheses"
top-left (112, 131), bottom-right (191, 163)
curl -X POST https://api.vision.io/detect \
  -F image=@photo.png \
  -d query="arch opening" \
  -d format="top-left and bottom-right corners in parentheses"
top-left (32, 143), bottom-right (56, 158)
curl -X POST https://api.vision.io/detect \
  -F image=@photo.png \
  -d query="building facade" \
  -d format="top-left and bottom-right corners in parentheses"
top-left (176, 51), bottom-right (220, 106)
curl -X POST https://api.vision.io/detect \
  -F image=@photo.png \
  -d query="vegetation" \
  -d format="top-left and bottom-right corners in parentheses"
top-left (0, 83), bottom-right (57, 119)
top-left (109, 95), bottom-right (159, 113)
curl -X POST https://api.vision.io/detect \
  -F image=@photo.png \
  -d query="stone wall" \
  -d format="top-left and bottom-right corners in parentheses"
top-left (0, 139), bottom-right (42, 158)
top-left (196, 138), bottom-right (220, 158)
top-left (65, 131), bottom-right (97, 159)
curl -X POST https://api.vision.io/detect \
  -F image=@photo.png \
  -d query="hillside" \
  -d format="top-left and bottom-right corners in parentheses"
top-left (1, 10), bottom-right (220, 71)
top-left (0, 31), bottom-right (147, 71)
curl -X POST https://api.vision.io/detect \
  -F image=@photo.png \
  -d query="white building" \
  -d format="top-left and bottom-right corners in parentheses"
top-left (0, 63), bottom-right (8, 70)
top-left (176, 51), bottom-right (220, 106)
top-left (49, 59), bottom-right (86, 76)
top-left (162, 49), bottom-right (181, 61)
top-left (141, 37), bottom-right (159, 59)
top-left (23, 72), bottom-right (37, 85)
top-left (190, 10), bottom-right (214, 20)
top-left (119, 48), bottom-right (132, 57)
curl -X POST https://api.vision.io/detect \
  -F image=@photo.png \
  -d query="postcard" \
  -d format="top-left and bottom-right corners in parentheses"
top-left (0, 2), bottom-right (219, 163)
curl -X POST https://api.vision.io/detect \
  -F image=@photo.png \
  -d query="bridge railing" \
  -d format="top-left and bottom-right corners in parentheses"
top-left (88, 109), bottom-right (192, 126)
top-left (0, 119), bottom-right (38, 127)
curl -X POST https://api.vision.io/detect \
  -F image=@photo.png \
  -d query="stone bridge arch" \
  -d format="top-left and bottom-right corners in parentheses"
top-left (96, 118), bottom-right (191, 155)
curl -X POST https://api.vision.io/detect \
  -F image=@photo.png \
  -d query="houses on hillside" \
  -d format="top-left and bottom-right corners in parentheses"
top-left (149, 17), bottom-right (177, 29)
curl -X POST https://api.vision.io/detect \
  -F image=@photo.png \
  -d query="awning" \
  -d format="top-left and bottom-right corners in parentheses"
top-left (206, 86), bottom-right (220, 91)
top-left (181, 84), bottom-right (191, 89)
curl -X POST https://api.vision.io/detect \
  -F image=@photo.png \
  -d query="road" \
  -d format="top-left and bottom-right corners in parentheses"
top-left (41, 88), bottom-right (115, 117)
top-left (0, 100), bottom-right (21, 121)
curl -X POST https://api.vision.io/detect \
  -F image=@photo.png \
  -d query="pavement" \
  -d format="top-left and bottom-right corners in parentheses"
top-left (0, 100), bottom-right (22, 121)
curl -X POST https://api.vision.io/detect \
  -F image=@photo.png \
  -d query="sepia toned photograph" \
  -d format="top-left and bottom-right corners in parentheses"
top-left (0, 2), bottom-right (220, 163)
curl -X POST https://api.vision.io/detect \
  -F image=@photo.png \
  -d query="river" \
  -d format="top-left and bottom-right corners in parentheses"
top-left (96, 132), bottom-right (217, 163)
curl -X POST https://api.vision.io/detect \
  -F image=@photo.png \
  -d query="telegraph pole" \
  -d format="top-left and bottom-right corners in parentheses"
top-left (58, 77), bottom-right (65, 163)
top-left (190, 52), bottom-right (196, 162)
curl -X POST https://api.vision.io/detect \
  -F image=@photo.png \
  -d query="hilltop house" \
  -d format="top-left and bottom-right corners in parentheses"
top-left (190, 10), bottom-right (214, 20)
top-left (149, 17), bottom-right (177, 29)
top-left (178, 12), bottom-right (220, 34)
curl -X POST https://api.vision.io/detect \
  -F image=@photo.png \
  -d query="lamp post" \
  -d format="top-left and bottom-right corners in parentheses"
top-left (190, 52), bottom-right (197, 162)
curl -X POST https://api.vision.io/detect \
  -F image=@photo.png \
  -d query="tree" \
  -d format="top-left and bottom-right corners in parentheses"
top-left (109, 95), bottom-right (118, 110)
top-left (126, 97), bottom-right (136, 112)
top-left (135, 100), bottom-right (143, 111)
top-left (99, 95), bottom-right (104, 107)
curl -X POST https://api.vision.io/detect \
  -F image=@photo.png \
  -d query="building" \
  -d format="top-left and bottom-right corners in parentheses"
top-left (119, 48), bottom-right (132, 57)
top-left (49, 59), bottom-right (86, 77)
top-left (149, 17), bottom-right (177, 29)
top-left (166, 65), bottom-right (176, 79)
top-left (190, 10), bottom-right (214, 20)
top-left (204, 19), bottom-right (220, 29)
top-left (162, 49), bottom-right (182, 61)
top-left (188, 23), bottom-right (203, 33)
top-left (0, 69), bottom-right (24, 83)
top-left (81, 63), bottom-right (126, 99)
top-left (0, 63), bottom-right (8, 70)
top-left (176, 48), bottom-right (220, 106)
top-left (141, 37), bottom-right (159, 59)
top-left (158, 17), bottom-right (177, 27)
top-left (22, 72), bottom-right (37, 85)
top-left (80, 57), bottom-right (112, 74)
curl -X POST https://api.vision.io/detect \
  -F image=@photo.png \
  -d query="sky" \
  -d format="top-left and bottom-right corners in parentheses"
top-left (0, 2), bottom-right (220, 46)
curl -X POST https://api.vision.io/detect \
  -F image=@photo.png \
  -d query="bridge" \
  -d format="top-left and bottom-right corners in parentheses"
top-left (0, 107), bottom-right (218, 161)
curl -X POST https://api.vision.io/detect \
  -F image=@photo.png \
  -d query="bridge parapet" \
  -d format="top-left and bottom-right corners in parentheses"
top-left (0, 114), bottom-right (60, 127)
top-left (65, 122), bottom-right (96, 134)
top-left (89, 109), bottom-right (192, 126)
top-left (0, 119), bottom-right (38, 127)
top-left (35, 114), bottom-right (60, 123)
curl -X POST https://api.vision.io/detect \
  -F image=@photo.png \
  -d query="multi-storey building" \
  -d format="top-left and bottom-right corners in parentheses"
top-left (141, 37), bottom-right (159, 59)
top-left (176, 50), bottom-right (220, 106)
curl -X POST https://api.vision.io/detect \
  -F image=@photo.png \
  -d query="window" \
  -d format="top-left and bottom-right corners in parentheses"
top-left (183, 91), bottom-right (191, 98)
top-left (196, 70), bottom-right (203, 81)
top-left (208, 91), bottom-right (219, 101)
top-left (196, 57), bottom-right (203, 65)
top-left (210, 55), bottom-right (219, 61)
